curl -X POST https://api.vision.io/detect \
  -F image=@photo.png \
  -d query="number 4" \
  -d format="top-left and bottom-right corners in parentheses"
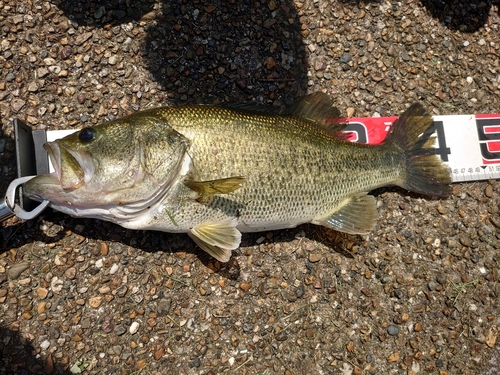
top-left (414, 120), bottom-right (451, 162)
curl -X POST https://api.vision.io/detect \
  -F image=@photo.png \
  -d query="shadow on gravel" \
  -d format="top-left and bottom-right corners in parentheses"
top-left (339, 0), bottom-right (494, 33)
top-left (0, 325), bottom-right (72, 375)
top-left (52, 0), bottom-right (308, 105)
top-left (420, 0), bottom-right (493, 32)
top-left (2, 213), bottom-right (359, 273)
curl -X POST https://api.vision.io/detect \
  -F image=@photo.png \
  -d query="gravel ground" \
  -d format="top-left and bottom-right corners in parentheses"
top-left (1, 0), bottom-right (500, 374)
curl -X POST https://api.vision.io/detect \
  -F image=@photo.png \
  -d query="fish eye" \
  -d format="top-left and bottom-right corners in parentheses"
top-left (79, 128), bottom-right (96, 143)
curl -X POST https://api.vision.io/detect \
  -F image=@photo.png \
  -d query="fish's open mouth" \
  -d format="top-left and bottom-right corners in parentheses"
top-left (44, 142), bottom-right (94, 190)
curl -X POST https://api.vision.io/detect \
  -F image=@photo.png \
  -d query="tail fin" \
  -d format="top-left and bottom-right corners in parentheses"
top-left (386, 103), bottom-right (452, 197)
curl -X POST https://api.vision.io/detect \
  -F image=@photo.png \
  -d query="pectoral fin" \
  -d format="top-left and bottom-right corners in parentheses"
top-left (313, 194), bottom-right (377, 235)
top-left (185, 176), bottom-right (245, 201)
top-left (188, 219), bottom-right (242, 262)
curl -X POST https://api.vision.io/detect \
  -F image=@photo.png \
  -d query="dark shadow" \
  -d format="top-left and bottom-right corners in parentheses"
top-left (0, 325), bottom-right (72, 375)
top-left (51, 0), bottom-right (308, 106)
top-left (420, 0), bottom-right (492, 33)
top-left (338, 0), bottom-right (494, 33)
top-left (142, 1), bottom-right (307, 105)
top-left (50, 0), bottom-right (156, 26)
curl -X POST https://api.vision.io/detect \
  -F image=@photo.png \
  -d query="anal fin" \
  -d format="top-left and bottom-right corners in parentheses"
top-left (188, 219), bottom-right (242, 262)
top-left (314, 194), bottom-right (377, 235)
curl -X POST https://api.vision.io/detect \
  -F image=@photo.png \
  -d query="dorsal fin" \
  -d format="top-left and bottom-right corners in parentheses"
top-left (218, 93), bottom-right (348, 139)
top-left (286, 93), bottom-right (348, 140)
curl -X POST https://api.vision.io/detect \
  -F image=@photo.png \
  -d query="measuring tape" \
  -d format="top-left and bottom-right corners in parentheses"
top-left (344, 114), bottom-right (500, 182)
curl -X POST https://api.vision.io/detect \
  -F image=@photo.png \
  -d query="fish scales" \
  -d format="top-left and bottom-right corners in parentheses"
top-left (24, 93), bottom-right (451, 262)
top-left (148, 105), bottom-right (401, 230)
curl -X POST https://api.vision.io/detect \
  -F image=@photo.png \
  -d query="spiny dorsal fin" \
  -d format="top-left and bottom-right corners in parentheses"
top-left (286, 93), bottom-right (348, 139)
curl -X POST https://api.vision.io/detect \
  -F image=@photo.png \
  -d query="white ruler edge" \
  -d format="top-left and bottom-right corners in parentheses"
top-left (437, 114), bottom-right (500, 182)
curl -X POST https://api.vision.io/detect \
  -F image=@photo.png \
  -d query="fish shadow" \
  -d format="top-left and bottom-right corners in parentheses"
top-left (2, 211), bottom-right (360, 273)
top-left (1, 187), bottom-right (449, 278)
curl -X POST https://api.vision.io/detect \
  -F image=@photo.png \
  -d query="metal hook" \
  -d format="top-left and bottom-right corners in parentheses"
top-left (1, 176), bottom-right (50, 222)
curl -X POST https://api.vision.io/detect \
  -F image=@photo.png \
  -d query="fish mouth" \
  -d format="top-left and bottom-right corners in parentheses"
top-left (44, 142), bottom-right (94, 190)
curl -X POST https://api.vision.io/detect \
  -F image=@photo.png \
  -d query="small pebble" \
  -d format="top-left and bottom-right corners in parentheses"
top-left (387, 352), bottom-right (400, 362)
top-left (340, 53), bottom-right (352, 63)
top-left (129, 321), bottom-right (140, 334)
top-left (37, 287), bottom-right (49, 299)
top-left (115, 325), bottom-right (127, 336)
top-left (240, 282), bottom-right (252, 292)
top-left (40, 340), bottom-right (50, 350)
top-left (308, 253), bottom-right (322, 263)
top-left (484, 185), bottom-right (493, 198)
top-left (428, 281), bottom-right (438, 291)
top-left (459, 236), bottom-right (472, 247)
top-left (393, 288), bottom-right (404, 299)
top-left (387, 324), bottom-right (399, 336)
top-left (64, 267), bottom-right (77, 279)
top-left (109, 264), bottom-right (119, 275)
top-left (89, 296), bottom-right (103, 308)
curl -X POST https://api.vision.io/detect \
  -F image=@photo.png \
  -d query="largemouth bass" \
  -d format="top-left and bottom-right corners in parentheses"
top-left (24, 93), bottom-right (452, 262)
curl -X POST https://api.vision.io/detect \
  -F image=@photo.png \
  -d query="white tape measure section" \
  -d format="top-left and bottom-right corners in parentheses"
top-left (435, 115), bottom-right (500, 182)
